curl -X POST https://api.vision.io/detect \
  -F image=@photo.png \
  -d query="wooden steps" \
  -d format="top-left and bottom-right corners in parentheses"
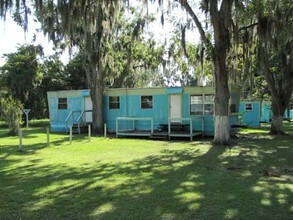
top-left (149, 132), bottom-right (168, 140)
top-left (69, 123), bottom-right (91, 134)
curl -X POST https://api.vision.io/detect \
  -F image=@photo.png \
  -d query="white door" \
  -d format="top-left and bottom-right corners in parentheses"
top-left (85, 97), bottom-right (93, 123)
top-left (170, 95), bottom-right (182, 122)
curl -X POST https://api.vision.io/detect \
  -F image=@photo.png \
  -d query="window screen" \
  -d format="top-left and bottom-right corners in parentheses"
top-left (190, 95), bottom-right (203, 115)
top-left (141, 96), bottom-right (153, 109)
top-left (245, 103), bottom-right (253, 111)
top-left (58, 98), bottom-right (67, 110)
top-left (204, 95), bottom-right (214, 115)
top-left (109, 96), bottom-right (120, 109)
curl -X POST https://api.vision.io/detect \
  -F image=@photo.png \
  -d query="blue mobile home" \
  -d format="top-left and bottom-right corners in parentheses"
top-left (239, 100), bottom-right (292, 126)
top-left (48, 86), bottom-right (241, 138)
top-left (260, 101), bottom-right (293, 122)
top-left (104, 86), bottom-right (240, 137)
top-left (260, 101), bottom-right (272, 123)
top-left (239, 101), bottom-right (261, 127)
top-left (47, 90), bottom-right (92, 132)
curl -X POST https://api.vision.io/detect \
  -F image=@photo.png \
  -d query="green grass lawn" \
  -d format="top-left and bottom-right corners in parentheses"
top-left (0, 122), bottom-right (292, 219)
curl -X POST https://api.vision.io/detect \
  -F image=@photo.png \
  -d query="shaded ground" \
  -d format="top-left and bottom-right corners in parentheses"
top-left (0, 122), bottom-right (292, 219)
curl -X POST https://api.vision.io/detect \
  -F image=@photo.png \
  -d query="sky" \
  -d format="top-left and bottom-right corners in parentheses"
top-left (0, 1), bottom-right (200, 66)
top-left (0, 15), bottom-right (60, 66)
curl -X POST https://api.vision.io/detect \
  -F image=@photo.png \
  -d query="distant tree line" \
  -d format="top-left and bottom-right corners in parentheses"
top-left (0, 44), bottom-right (88, 119)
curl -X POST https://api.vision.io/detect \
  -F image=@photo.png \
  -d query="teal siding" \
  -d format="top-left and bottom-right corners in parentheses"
top-left (261, 102), bottom-right (272, 123)
top-left (182, 93), bottom-right (214, 136)
top-left (48, 87), bottom-right (241, 136)
top-left (239, 101), bottom-right (260, 127)
top-left (182, 94), bottom-right (190, 117)
top-left (104, 94), bottom-right (169, 131)
top-left (260, 102), bottom-right (292, 122)
top-left (48, 90), bottom-right (89, 132)
top-left (105, 92), bottom-right (239, 136)
top-left (166, 87), bottom-right (183, 94)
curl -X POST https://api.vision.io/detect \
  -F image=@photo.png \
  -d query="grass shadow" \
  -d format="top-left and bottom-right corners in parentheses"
top-left (0, 124), bottom-right (292, 219)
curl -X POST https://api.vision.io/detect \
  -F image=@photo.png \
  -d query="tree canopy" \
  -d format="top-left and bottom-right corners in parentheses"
top-left (1, 0), bottom-right (292, 139)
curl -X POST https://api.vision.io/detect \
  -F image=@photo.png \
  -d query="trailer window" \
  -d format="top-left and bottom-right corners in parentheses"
top-left (204, 95), bottom-right (214, 115)
top-left (190, 95), bottom-right (203, 115)
top-left (190, 95), bottom-right (214, 115)
top-left (58, 98), bottom-right (67, 110)
top-left (109, 96), bottom-right (120, 109)
top-left (141, 96), bottom-right (153, 109)
top-left (245, 103), bottom-right (253, 111)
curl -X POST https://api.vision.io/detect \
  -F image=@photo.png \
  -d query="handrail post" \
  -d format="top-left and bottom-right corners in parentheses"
top-left (88, 124), bottom-right (91, 142)
top-left (19, 128), bottom-right (23, 152)
top-left (202, 116), bottom-right (204, 137)
top-left (190, 118), bottom-right (193, 141)
top-left (168, 118), bottom-right (171, 140)
top-left (46, 127), bottom-right (50, 147)
top-left (69, 127), bottom-right (72, 144)
top-left (116, 118), bottom-right (119, 138)
top-left (104, 123), bottom-right (107, 138)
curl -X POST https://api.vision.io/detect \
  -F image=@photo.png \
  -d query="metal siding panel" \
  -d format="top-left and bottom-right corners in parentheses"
top-left (104, 87), bottom-right (241, 134)
top-left (261, 102), bottom-right (272, 122)
top-left (184, 87), bottom-right (214, 94)
top-left (182, 94), bottom-right (190, 117)
top-left (203, 115), bottom-right (214, 136)
top-left (105, 94), bottom-right (170, 131)
top-left (69, 97), bottom-right (82, 111)
top-left (105, 95), bottom-right (126, 131)
top-left (49, 97), bottom-right (58, 123)
top-left (154, 95), bottom-right (169, 127)
top-left (239, 101), bottom-right (260, 127)
top-left (80, 90), bottom-right (91, 97)
top-left (105, 88), bottom-right (165, 96)
top-left (166, 87), bottom-right (183, 94)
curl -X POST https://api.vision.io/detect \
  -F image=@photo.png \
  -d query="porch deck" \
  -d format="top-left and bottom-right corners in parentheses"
top-left (115, 117), bottom-right (204, 141)
top-left (115, 129), bottom-right (202, 140)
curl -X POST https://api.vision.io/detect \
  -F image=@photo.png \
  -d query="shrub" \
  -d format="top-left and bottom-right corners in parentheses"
top-left (0, 96), bottom-right (23, 135)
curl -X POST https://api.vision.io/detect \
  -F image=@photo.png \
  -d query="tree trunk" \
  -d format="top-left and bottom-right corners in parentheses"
top-left (210, 1), bottom-right (232, 145)
top-left (179, 1), bottom-right (233, 145)
top-left (260, 46), bottom-right (293, 135)
top-left (91, 74), bottom-right (104, 134)
top-left (85, 59), bottom-right (105, 134)
top-left (213, 46), bottom-right (230, 145)
top-left (269, 100), bottom-right (286, 135)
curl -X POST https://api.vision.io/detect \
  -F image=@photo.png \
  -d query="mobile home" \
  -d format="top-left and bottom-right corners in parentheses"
top-left (47, 90), bottom-right (92, 132)
top-left (47, 86), bottom-right (241, 139)
top-left (239, 101), bottom-right (261, 127)
top-left (260, 101), bottom-right (272, 123)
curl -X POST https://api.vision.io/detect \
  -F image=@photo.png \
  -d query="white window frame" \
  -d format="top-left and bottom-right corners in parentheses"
top-left (203, 94), bottom-right (214, 115)
top-left (190, 94), bottom-right (203, 115)
top-left (245, 103), bottom-right (253, 111)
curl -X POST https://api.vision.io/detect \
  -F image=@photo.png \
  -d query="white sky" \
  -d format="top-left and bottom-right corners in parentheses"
top-left (0, 15), bottom-right (61, 65)
top-left (0, 1), bottom-right (200, 66)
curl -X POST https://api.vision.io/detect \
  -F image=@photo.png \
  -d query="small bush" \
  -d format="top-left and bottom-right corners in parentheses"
top-left (0, 97), bottom-right (23, 135)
